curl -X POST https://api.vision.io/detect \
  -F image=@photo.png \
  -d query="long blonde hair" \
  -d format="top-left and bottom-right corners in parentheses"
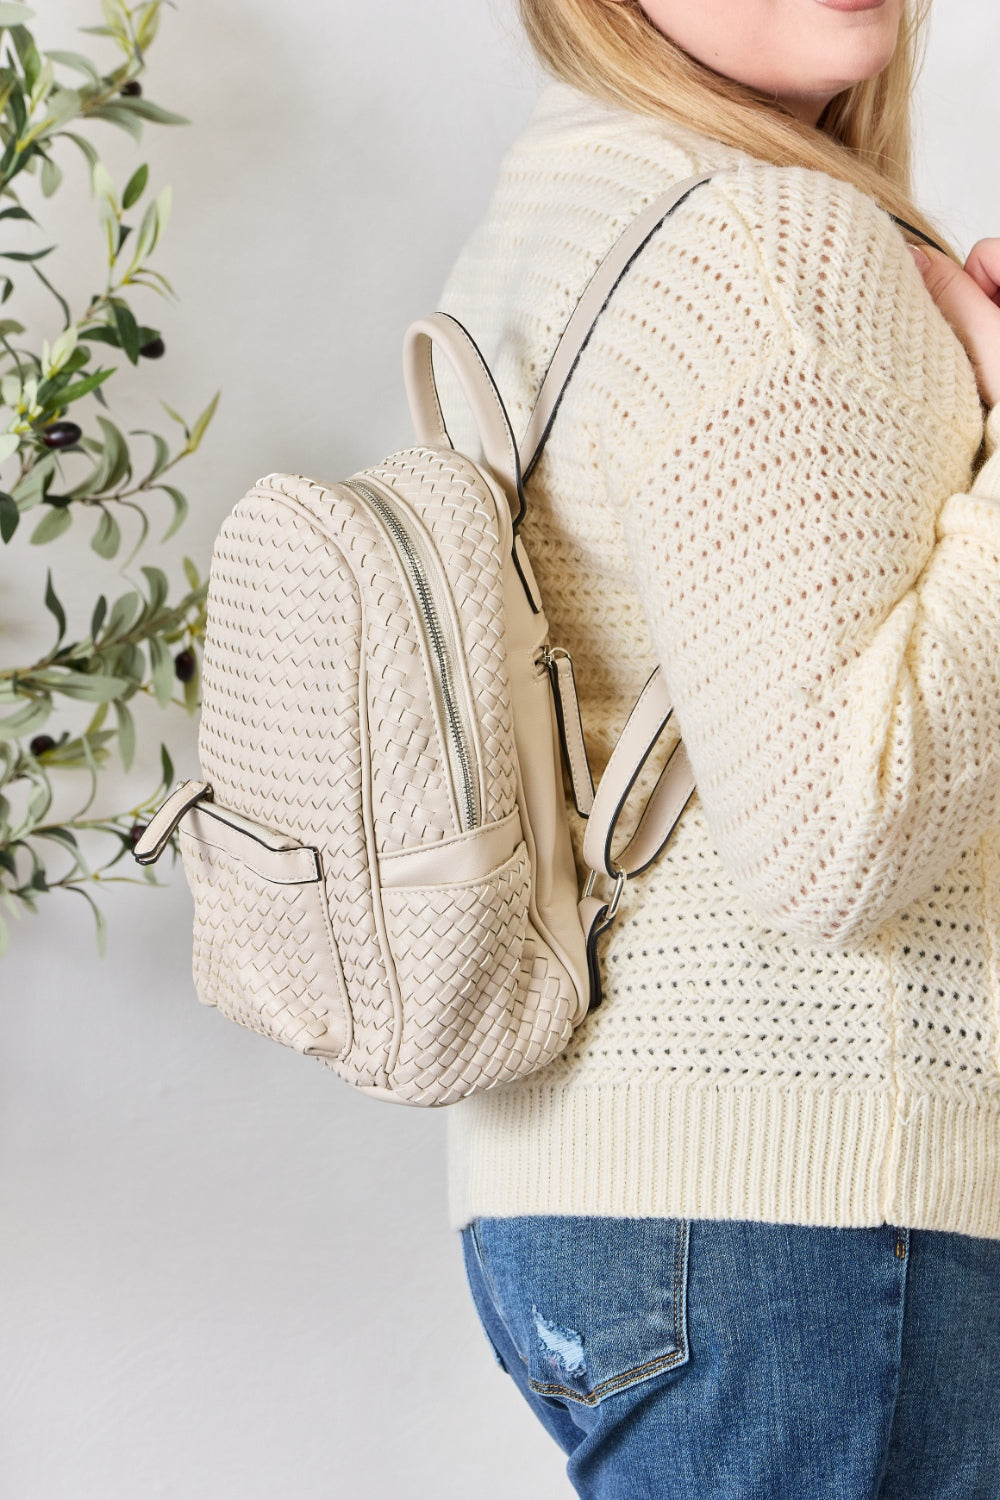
top-left (517, 0), bottom-right (955, 257)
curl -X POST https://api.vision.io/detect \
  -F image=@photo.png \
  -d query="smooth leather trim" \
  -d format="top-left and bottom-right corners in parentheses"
top-left (180, 806), bottom-right (322, 886)
top-left (613, 742), bottom-right (697, 877)
top-left (377, 811), bottom-right (522, 889)
top-left (402, 312), bottom-right (527, 526)
top-left (579, 893), bottom-right (612, 1010)
top-left (132, 779), bottom-right (212, 865)
top-left (583, 668), bottom-right (695, 878)
top-left (549, 652), bottom-right (595, 818)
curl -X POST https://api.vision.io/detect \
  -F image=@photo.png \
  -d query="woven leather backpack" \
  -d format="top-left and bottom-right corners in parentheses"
top-left (132, 175), bottom-right (709, 1106)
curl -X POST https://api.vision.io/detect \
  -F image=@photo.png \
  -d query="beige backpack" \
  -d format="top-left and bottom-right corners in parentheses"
top-left (132, 176), bottom-right (708, 1106)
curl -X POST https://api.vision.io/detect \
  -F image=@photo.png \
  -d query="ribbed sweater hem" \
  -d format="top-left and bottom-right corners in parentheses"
top-left (446, 1083), bottom-right (1000, 1241)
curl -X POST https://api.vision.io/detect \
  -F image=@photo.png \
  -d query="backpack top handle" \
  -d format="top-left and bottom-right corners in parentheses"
top-left (403, 310), bottom-right (530, 528)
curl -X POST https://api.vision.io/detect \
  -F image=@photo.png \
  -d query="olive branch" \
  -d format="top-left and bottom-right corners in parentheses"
top-left (0, 0), bottom-right (217, 956)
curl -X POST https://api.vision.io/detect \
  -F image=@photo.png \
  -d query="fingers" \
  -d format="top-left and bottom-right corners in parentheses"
top-left (908, 244), bottom-right (986, 333)
top-left (963, 238), bottom-right (1000, 305)
top-left (909, 243), bottom-right (973, 307)
top-left (909, 243), bottom-right (1000, 408)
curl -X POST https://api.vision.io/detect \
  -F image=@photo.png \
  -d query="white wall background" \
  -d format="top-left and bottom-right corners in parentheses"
top-left (1, 3), bottom-right (998, 1497)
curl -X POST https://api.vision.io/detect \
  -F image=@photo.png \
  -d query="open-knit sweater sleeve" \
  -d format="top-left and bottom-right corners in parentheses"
top-left (595, 168), bottom-right (997, 946)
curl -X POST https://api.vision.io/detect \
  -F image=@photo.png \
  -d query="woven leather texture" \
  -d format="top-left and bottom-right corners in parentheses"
top-left (182, 824), bottom-right (352, 1058)
top-left (381, 842), bottom-right (573, 1106)
top-left (175, 449), bottom-right (586, 1105)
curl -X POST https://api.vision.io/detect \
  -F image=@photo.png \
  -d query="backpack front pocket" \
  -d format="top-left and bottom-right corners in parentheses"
top-left (179, 802), bottom-right (353, 1060)
top-left (378, 824), bottom-right (578, 1106)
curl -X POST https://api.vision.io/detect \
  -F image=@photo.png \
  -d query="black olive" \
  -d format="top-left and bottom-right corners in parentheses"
top-left (128, 823), bottom-right (147, 845)
top-left (42, 421), bottom-right (82, 450)
top-left (174, 648), bottom-right (196, 682)
top-left (120, 80), bottom-right (142, 97)
top-left (139, 336), bottom-right (165, 359)
top-left (29, 734), bottom-right (56, 756)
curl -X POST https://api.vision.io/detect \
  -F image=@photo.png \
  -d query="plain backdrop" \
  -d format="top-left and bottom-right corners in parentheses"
top-left (1, 3), bottom-right (998, 1497)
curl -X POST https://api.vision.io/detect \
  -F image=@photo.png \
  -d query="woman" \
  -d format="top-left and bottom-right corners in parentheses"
top-left (437, 2), bottom-right (1000, 1496)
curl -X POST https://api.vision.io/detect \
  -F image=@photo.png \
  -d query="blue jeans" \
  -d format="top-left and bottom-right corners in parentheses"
top-left (460, 1216), bottom-right (1000, 1498)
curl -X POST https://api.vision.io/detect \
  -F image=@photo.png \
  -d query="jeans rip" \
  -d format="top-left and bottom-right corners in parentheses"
top-left (462, 1215), bottom-right (691, 1407)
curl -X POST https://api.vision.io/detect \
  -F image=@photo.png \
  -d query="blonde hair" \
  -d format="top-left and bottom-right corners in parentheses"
top-left (517, 0), bottom-right (956, 258)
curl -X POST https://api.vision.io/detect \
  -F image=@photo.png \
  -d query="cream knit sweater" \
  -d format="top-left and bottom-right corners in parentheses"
top-left (436, 81), bottom-right (1000, 1239)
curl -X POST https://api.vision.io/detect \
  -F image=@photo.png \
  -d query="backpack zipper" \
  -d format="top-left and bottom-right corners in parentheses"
top-left (342, 476), bottom-right (481, 832)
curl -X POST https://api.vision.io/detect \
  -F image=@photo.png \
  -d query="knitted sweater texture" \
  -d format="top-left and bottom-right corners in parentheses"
top-left (436, 82), bottom-right (1000, 1239)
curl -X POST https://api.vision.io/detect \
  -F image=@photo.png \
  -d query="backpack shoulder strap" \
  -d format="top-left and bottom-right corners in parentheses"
top-left (403, 172), bottom-right (714, 527)
top-left (402, 175), bottom-right (714, 902)
top-left (526, 174), bottom-right (713, 902)
top-left (518, 172), bottom-right (713, 481)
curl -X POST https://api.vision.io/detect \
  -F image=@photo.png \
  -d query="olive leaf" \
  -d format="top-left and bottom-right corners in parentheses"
top-left (0, 5), bottom-right (36, 28)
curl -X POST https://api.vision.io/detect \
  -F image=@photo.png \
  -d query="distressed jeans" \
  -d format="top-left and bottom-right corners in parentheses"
top-left (460, 1215), bottom-right (1000, 1498)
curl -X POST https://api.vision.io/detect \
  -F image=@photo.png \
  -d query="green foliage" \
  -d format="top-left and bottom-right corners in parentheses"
top-left (0, 1), bottom-right (217, 957)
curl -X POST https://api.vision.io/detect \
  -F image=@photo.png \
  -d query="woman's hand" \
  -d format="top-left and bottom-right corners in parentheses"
top-left (910, 239), bottom-right (1000, 408)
